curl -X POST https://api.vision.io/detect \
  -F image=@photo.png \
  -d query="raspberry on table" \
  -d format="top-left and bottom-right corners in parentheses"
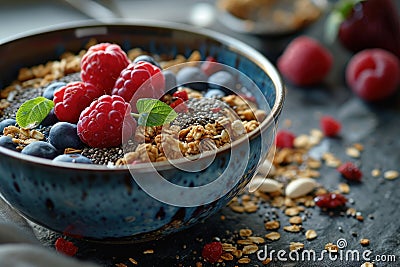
top-left (277, 36), bottom-right (333, 86)
top-left (201, 241), bottom-right (223, 263)
top-left (81, 43), bottom-right (130, 94)
top-left (77, 95), bottom-right (137, 148)
top-left (320, 115), bottom-right (341, 137)
top-left (314, 193), bottom-right (347, 209)
top-left (112, 61), bottom-right (165, 112)
top-left (275, 130), bottom-right (296, 148)
top-left (337, 162), bottom-right (362, 182)
top-left (54, 81), bottom-right (104, 123)
top-left (54, 237), bottom-right (78, 256)
top-left (346, 48), bottom-right (400, 101)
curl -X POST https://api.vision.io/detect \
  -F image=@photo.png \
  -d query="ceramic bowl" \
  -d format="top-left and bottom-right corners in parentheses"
top-left (0, 21), bottom-right (284, 243)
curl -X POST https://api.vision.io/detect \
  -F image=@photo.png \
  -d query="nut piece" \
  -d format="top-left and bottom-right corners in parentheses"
top-left (285, 177), bottom-right (317, 198)
top-left (360, 239), bottom-right (370, 246)
top-left (325, 243), bottom-right (338, 253)
top-left (360, 262), bottom-right (374, 267)
top-left (384, 170), bottom-right (399, 180)
top-left (305, 229), bottom-right (317, 240)
top-left (250, 177), bottom-right (282, 193)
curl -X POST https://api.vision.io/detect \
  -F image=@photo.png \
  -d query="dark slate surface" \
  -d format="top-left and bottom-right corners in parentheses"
top-left (11, 1), bottom-right (400, 267)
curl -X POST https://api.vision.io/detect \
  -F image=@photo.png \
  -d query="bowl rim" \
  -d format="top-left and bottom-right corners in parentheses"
top-left (0, 19), bottom-right (285, 172)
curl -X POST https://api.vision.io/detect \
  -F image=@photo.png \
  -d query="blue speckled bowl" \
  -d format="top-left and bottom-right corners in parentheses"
top-left (0, 21), bottom-right (284, 243)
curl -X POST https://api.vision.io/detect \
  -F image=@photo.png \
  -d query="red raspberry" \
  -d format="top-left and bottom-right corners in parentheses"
top-left (81, 43), bottom-right (130, 94)
top-left (277, 36), bottom-right (333, 86)
top-left (275, 130), bottom-right (296, 148)
top-left (201, 56), bottom-right (223, 76)
top-left (54, 81), bottom-right (104, 123)
top-left (314, 193), bottom-right (347, 209)
top-left (170, 98), bottom-right (188, 113)
top-left (55, 237), bottom-right (78, 256)
top-left (202, 241), bottom-right (223, 263)
top-left (172, 90), bottom-right (189, 101)
top-left (337, 162), bottom-right (362, 182)
top-left (77, 95), bottom-right (137, 148)
top-left (320, 115), bottom-right (341, 137)
top-left (346, 49), bottom-right (400, 101)
top-left (112, 61), bottom-right (165, 112)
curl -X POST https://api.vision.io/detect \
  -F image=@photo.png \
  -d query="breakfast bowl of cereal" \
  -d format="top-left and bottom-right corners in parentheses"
top-left (0, 20), bottom-right (284, 242)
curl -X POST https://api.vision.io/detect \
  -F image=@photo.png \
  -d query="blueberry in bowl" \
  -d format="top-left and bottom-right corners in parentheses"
top-left (0, 21), bottom-right (284, 243)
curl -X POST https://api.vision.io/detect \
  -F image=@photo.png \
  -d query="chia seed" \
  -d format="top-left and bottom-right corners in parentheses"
top-left (173, 97), bottom-right (229, 129)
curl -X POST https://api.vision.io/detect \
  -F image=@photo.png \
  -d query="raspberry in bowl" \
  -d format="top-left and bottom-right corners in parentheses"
top-left (0, 21), bottom-right (284, 242)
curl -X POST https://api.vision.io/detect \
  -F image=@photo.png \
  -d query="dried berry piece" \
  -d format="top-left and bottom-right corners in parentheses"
top-left (54, 237), bottom-right (78, 256)
top-left (172, 90), bottom-right (189, 101)
top-left (275, 130), bottom-right (295, 148)
top-left (314, 193), bottom-right (347, 209)
top-left (337, 162), bottom-right (362, 182)
top-left (202, 241), bottom-right (223, 263)
top-left (170, 98), bottom-right (188, 113)
top-left (320, 115), bottom-right (341, 137)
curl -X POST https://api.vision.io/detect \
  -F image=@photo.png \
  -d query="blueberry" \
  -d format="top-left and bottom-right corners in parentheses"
top-left (21, 141), bottom-right (58, 159)
top-left (133, 55), bottom-right (162, 69)
top-left (40, 109), bottom-right (58, 127)
top-left (48, 122), bottom-right (83, 151)
top-left (42, 82), bottom-right (66, 100)
top-left (53, 153), bottom-right (92, 164)
top-left (0, 119), bottom-right (16, 134)
top-left (163, 70), bottom-right (177, 92)
top-left (0, 136), bottom-right (18, 151)
top-left (204, 89), bottom-right (226, 98)
top-left (208, 71), bottom-right (236, 92)
top-left (176, 66), bottom-right (208, 91)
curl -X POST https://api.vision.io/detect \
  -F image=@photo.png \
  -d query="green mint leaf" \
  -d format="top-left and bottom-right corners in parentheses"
top-left (136, 98), bottom-right (178, 127)
top-left (16, 97), bottom-right (54, 128)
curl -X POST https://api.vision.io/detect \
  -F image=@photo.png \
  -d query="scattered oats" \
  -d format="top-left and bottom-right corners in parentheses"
top-left (242, 244), bottom-right (259, 254)
top-left (128, 258), bottom-right (138, 265)
top-left (247, 236), bottom-right (265, 244)
top-left (265, 220), bottom-right (280, 230)
top-left (265, 232), bottom-right (281, 241)
top-left (360, 239), bottom-right (370, 246)
top-left (115, 264), bottom-right (127, 267)
top-left (289, 242), bottom-right (304, 251)
top-left (232, 249), bottom-right (243, 258)
top-left (371, 169), bottom-right (381, 177)
top-left (285, 207), bottom-right (300, 216)
top-left (360, 262), bottom-right (374, 267)
top-left (384, 170), bottom-right (399, 180)
top-left (237, 257), bottom-right (251, 264)
top-left (338, 183), bottom-right (350, 194)
top-left (346, 147), bottom-right (361, 158)
top-left (307, 158), bottom-right (322, 169)
top-left (237, 239), bottom-right (255, 245)
top-left (222, 243), bottom-right (237, 252)
top-left (294, 134), bottom-right (309, 148)
top-left (325, 243), bottom-right (339, 253)
top-left (221, 253), bottom-right (234, 261)
top-left (262, 258), bottom-right (272, 265)
top-left (243, 202), bottom-right (259, 213)
top-left (305, 229), bottom-right (317, 240)
top-left (353, 143), bottom-right (364, 151)
top-left (230, 205), bottom-right (245, 213)
top-left (346, 208), bottom-right (357, 217)
top-left (283, 225), bottom-right (301, 233)
top-left (239, 228), bottom-right (253, 237)
top-left (143, 249), bottom-right (154, 254)
top-left (289, 216), bottom-right (303, 225)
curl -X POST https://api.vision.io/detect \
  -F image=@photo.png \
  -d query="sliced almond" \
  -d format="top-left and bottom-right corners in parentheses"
top-left (285, 177), bottom-right (317, 198)
top-left (249, 176), bottom-right (282, 193)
